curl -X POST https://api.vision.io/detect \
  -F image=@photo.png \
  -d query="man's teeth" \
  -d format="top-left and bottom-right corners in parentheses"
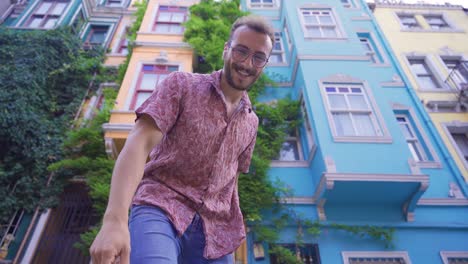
top-left (237, 69), bottom-right (250, 76)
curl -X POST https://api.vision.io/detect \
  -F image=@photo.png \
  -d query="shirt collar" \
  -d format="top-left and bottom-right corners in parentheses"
top-left (209, 70), bottom-right (253, 112)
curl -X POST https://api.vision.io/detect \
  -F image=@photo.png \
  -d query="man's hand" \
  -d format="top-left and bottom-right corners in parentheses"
top-left (90, 218), bottom-right (130, 264)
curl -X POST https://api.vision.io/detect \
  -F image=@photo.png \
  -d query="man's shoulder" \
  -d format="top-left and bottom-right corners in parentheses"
top-left (169, 71), bottom-right (216, 90)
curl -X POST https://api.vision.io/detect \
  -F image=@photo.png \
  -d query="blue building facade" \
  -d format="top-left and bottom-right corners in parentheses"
top-left (240, 0), bottom-right (468, 263)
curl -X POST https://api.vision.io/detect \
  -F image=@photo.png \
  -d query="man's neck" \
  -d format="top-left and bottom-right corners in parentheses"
top-left (220, 74), bottom-right (244, 105)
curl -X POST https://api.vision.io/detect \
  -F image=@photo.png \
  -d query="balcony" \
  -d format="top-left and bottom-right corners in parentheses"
top-left (314, 172), bottom-right (429, 222)
top-left (445, 60), bottom-right (468, 109)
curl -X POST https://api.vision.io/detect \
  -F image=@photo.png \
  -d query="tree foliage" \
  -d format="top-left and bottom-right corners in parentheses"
top-left (0, 28), bottom-right (103, 226)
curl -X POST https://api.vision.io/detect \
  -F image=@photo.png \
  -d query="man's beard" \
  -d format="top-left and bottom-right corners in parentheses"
top-left (224, 62), bottom-right (258, 91)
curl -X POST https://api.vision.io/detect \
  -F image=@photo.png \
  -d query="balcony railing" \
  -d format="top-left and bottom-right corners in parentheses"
top-left (445, 60), bottom-right (468, 107)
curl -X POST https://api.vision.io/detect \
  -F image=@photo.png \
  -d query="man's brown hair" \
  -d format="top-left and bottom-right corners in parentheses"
top-left (229, 15), bottom-right (275, 47)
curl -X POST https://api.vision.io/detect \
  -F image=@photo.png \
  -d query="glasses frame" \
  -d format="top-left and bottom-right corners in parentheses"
top-left (229, 43), bottom-right (270, 68)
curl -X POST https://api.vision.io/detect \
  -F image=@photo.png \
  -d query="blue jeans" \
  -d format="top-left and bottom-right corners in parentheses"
top-left (129, 205), bottom-right (234, 264)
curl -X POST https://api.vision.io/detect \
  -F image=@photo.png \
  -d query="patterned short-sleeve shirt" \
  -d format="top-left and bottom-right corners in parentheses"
top-left (133, 70), bottom-right (258, 259)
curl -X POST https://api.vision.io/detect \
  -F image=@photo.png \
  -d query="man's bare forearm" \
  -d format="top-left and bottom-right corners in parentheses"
top-left (103, 115), bottom-right (163, 223)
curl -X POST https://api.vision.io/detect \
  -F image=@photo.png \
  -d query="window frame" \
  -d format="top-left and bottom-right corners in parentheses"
top-left (283, 20), bottom-right (293, 51)
top-left (130, 64), bottom-right (179, 110)
top-left (270, 243), bottom-right (321, 264)
top-left (300, 95), bottom-right (316, 161)
top-left (438, 55), bottom-right (468, 91)
top-left (25, 0), bottom-right (70, 29)
top-left (396, 114), bottom-right (428, 162)
top-left (393, 104), bottom-right (441, 168)
top-left (85, 25), bottom-right (110, 46)
top-left (423, 14), bottom-right (451, 30)
top-left (268, 32), bottom-right (286, 65)
top-left (405, 55), bottom-right (447, 91)
top-left (319, 79), bottom-right (391, 143)
top-left (342, 251), bottom-right (412, 264)
top-left (298, 7), bottom-right (344, 40)
top-left (396, 13), bottom-right (421, 30)
top-left (442, 122), bottom-right (468, 173)
top-left (247, 0), bottom-right (279, 9)
top-left (440, 251), bottom-right (468, 264)
top-left (152, 5), bottom-right (188, 34)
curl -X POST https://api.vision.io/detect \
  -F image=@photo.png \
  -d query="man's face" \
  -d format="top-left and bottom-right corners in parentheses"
top-left (223, 25), bottom-right (273, 91)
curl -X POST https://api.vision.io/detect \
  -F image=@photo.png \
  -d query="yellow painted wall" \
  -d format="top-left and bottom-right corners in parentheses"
top-left (373, 5), bottom-right (468, 180)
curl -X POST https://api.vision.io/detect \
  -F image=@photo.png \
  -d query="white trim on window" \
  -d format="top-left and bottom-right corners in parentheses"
top-left (441, 122), bottom-right (468, 173)
top-left (356, 31), bottom-right (389, 66)
top-left (404, 54), bottom-right (449, 91)
top-left (298, 6), bottom-right (346, 40)
top-left (319, 76), bottom-right (391, 143)
top-left (440, 251), bottom-right (468, 264)
top-left (268, 31), bottom-right (287, 66)
top-left (342, 251), bottom-right (412, 264)
top-left (247, 0), bottom-right (280, 9)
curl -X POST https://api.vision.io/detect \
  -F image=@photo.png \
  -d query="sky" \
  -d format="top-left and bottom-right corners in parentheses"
top-left (366, 0), bottom-right (468, 8)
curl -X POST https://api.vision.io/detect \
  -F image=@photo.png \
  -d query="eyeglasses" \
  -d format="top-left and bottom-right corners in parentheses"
top-left (230, 45), bottom-right (269, 68)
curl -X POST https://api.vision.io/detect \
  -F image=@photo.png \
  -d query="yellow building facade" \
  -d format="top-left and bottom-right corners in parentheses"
top-left (372, 3), bottom-right (468, 182)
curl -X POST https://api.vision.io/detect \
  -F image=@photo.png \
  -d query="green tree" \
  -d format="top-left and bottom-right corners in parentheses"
top-left (0, 28), bottom-right (103, 226)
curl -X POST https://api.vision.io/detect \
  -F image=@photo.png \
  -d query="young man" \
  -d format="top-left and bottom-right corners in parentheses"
top-left (90, 15), bottom-right (274, 264)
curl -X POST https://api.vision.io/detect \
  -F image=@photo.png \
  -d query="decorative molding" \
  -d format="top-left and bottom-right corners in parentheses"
top-left (317, 199), bottom-right (327, 221)
top-left (440, 251), bottom-right (468, 264)
top-left (102, 123), bottom-right (133, 132)
top-left (133, 40), bottom-right (192, 49)
top-left (418, 198), bottom-right (468, 206)
top-left (321, 74), bottom-right (363, 84)
top-left (342, 251), bottom-right (412, 264)
top-left (323, 172), bottom-right (429, 183)
top-left (375, 2), bottom-right (463, 10)
top-left (104, 137), bottom-right (118, 159)
top-left (281, 197), bottom-right (316, 204)
top-left (408, 158), bottom-right (422, 175)
top-left (325, 156), bottom-right (337, 173)
top-left (270, 160), bottom-right (309, 168)
top-left (298, 55), bottom-right (369, 61)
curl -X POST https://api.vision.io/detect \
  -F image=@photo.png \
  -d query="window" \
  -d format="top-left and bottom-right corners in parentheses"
top-left (408, 58), bottom-right (442, 89)
top-left (341, 0), bottom-right (353, 8)
top-left (131, 65), bottom-right (178, 110)
top-left (269, 32), bottom-right (285, 64)
top-left (440, 252), bottom-right (468, 264)
top-left (398, 14), bottom-right (420, 29)
top-left (423, 15), bottom-right (450, 29)
top-left (85, 25), bottom-right (109, 46)
top-left (153, 6), bottom-right (187, 34)
top-left (275, 129), bottom-right (301, 161)
top-left (117, 27), bottom-right (130, 55)
top-left (71, 10), bottom-right (85, 35)
top-left (249, 0), bottom-right (277, 8)
top-left (357, 33), bottom-right (383, 64)
top-left (396, 115), bottom-right (427, 162)
top-left (283, 22), bottom-right (292, 51)
top-left (26, 0), bottom-right (69, 29)
top-left (106, 0), bottom-right (122, 7)
top-left (343, 251), bottom-right (411, 264)
top-left (324, 85), bottom-right (381, 137)
top-left (301, 98), bottom-right (315, 153)
top-left (300, 8), bottom-right (340, 38)
top-left (444, 124), bottom-right (468, 169)
top-left (270, 244), bottom-right (320, 264)
top-left (348, 257), bottom-right (407, 263)
top-left (442, 58), bottom-right (468, 89)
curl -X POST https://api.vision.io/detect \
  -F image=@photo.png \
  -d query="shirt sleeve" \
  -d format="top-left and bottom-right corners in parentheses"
top-left (135, 72), bottom-right (183, 134)
top-left (237, 132), bottom-right (257, 173)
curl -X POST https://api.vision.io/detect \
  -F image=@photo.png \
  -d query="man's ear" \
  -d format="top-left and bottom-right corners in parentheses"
top-left (223, 41), bottom-right (229, 60)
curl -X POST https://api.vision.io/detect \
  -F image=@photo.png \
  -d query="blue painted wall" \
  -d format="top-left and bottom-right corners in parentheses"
top-left (242, 0), bottom-right (468, 263)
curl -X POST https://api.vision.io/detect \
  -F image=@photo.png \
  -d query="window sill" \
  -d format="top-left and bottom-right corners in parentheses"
top-left (333, 136), bottom-right (393, 143)
top-left (400, 28), bottom-right (464, 33)
top-left (371, 63), bottom-right (391, 68)
top-left (267, 62), bottom-right (289, 67)
top-left (270, 160), bottom-right (309, 167)
top-left (138, 31), bottom-right (184, 36)
top-left (417, 161), bottom-right (442, 169)
top-left (417, 88), bottom-right (457, 93)
top-left (304, 37), bottom-right (348, 41)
